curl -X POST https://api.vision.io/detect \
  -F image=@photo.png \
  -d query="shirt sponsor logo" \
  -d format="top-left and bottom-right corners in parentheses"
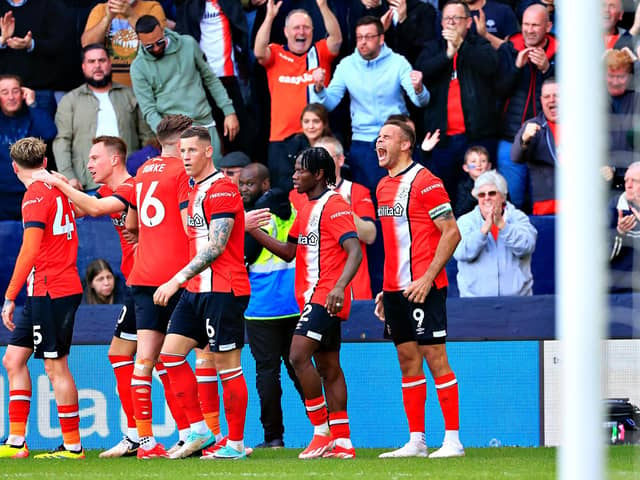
top-left (277, 51), bottom-right (295, 63)
top-left (377, 203), bottom-right (404, 217)
top-left (23, 197), bottom-right (44, 208)
top-left (111, 214), bottom-right (126, 228)
top-left (209, 192), bottom-right (235, 200)
top-left (187, 213), bottom-right (206, 227)
top-left (278, 72), bottom-right (314, 85)
top-left (420, 183), bottom-right (444, 195)
top-left (298, 231), bottom-right (318, 246)
top-left (330, 210), bottom-right (352, 220)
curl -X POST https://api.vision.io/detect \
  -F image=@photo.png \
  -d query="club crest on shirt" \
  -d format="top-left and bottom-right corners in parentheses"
top-left (308, 214), bottom-right (320, 228)
top-left (396, 185), bottom-right (410, 201)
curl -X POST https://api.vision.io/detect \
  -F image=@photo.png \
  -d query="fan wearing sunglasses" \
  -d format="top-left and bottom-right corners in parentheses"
top-left (453, 170), bottom-right (537, 297)
top-left (130, 15), bottom-right (239, 166)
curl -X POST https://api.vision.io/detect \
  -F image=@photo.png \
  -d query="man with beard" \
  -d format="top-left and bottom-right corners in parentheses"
top-left (131, 15), bottom-right (239, 166)
top-left (53, 43), bottom-right (153, 191)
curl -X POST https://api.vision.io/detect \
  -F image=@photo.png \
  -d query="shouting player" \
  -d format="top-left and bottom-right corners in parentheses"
top-left (375, 119), bottom-right (464, 458)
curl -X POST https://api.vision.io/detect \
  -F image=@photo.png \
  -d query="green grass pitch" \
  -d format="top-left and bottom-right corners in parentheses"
top-left (0, 447), bottom-right (638, 480)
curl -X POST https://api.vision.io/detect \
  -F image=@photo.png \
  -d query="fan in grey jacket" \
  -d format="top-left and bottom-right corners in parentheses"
top-left (454, 170), bottom-right (537, 297)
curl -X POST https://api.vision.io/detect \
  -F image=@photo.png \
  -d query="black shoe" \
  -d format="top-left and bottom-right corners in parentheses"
top-left (255, 438), bottom-right (284, 449)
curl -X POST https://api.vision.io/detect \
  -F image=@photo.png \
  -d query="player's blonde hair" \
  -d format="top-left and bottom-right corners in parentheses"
top-left (10, 137), bottom-right (46, 169)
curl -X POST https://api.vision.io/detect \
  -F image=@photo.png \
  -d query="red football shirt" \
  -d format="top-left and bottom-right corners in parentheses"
top-left (22, 182), bottom-right (82, 298)
top-left (288, 190), bottom-right (358, 320)
top-left (376, 163), bottom-right (451, 292)
top-left (127, 156), bottom-right (190, 286)
top-left (335, 179), bottom-right (375, 299)
top-left (290, 180), bottom-right (375, 299)
top-left (263, 40), bottom-right (336, 141)
top-left (186, 172), bottom-right (250, 295)
top-left (97, 177), bottom-right (136, 280)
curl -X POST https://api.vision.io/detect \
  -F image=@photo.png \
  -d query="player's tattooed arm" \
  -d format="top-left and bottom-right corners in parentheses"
top-left (180, 217), bottom-right (234, 280)
top-left (439, 210), bottom-right (455, 221)
top-left (153, 217), bottom-right (234, 307)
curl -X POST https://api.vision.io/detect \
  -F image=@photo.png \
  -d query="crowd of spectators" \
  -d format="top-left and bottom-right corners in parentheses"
top-left (1, 0), bottom-right (640, 294)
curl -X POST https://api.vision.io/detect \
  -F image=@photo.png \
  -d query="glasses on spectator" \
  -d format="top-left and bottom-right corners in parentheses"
top-left (356, 33), bottom-right (380, 42)
top-left (442, 15), bottom-right (468, 23)
top-left (143, 37), bottom-right (166, 51)
top-left (477, 190), bottom-right (498, 199)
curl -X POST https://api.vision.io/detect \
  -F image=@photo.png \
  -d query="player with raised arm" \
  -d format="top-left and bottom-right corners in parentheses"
top-left (247, 147), bottom-right (362, 459)
top-left (37, 135), bottom-right (145, 457)
top-left (1, 138), bottom-right (84, 459)
top-left (375, 119), bottom-right (464, 459)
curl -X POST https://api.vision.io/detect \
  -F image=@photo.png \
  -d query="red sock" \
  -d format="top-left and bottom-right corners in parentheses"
top-left (435, 372), bottom-right (459, 430)
top-left (8, 389), bottom-right (31, 438)
top-left (220, 367), bottom-right (248, 442)
top-left (328, 411), bottom-right (350, 439)
top-left (131, 367), bottom-right (153, 437)
top-left (196, 367), bottom-right (220, 435)
top-left (402, 374), bottom-right (426, 433)
top-left (155, 361), bottom-right (191, 431)
top-left (304, 396), bottom-right (328, 427)
top-left (159, 354), bottom-right (204, 425)
top-left (58, 404), bottom-right (80, 446)
top-left (109, 355), bottom-right (136, 429)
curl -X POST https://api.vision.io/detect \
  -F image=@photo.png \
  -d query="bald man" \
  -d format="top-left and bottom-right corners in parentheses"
top-left (495, 3), bottom-right (557, 211)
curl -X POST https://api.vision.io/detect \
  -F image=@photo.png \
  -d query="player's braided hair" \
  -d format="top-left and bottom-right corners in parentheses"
top-left (298, 146), bottom-right (336, 187)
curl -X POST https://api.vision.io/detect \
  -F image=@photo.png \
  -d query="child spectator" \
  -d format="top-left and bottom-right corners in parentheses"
top-left (454, 146), bottom-right (492, 217)
top-left (83, 259), bottom-right (126, 305)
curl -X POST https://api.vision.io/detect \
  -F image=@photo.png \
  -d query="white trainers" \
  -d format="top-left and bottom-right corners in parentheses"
top-left (428, 441), bottom-right (465, 458)
top-left (169, 431), bottom-right (215, 459)
top-left (166, 440), bottom-right (184, 456)
top-left (99, 436), bottom-right (139, 458)
top-left (379, 441), bottom-right (428, 458)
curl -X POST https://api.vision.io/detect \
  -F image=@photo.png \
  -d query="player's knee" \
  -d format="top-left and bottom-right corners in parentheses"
top-left (396, 348), bottom-right (422, 374)
top-left (288, 350), bottom-right (310, 372)
top-left (2, 351), bottom-right (23, 373)
top-left (424, 347), bottom-right (450, 376)
top-left (42, 358), bottom-right (69, 382)
top-left (318, 363), bottom-right (342, 383)
top-left (133, 358), bottom-right (155, 376)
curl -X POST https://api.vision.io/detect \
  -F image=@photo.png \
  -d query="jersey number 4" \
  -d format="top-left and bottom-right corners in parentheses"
top-left (136, 181), bottom-right (166, 227)
top-left (53, 196), bottom-right (75, 240)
